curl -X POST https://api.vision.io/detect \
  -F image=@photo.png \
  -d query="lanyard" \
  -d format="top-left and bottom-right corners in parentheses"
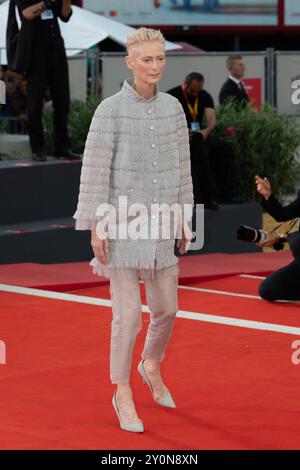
top-left (182, 86), bottom-right (198, 122)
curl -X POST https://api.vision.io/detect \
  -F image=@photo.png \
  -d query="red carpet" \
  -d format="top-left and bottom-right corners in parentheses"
top-left (73, 277), bottom-right (300, 329)
top-left (1, 270), bottom-right (300, 449)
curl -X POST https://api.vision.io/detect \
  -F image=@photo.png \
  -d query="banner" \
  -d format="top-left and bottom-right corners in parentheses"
top-left (243, 78), bottom-right (262, 110)
top-left (284, 0), bottom-right (300, 26)
top-left (83, 0), bottom-right (278, 27)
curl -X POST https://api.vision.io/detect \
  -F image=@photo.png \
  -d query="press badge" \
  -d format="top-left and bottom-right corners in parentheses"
top-left (41, 9), bottom-right (54, 20)
top-left (191, 122), bottom-right (200, 131)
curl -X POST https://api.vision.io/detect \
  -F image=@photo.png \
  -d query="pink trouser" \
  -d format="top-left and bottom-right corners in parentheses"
top-left (109, 271), bottom-right (178, 384)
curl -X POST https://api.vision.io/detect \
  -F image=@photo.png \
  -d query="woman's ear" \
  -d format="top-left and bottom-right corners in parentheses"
top-left (125, 55), bottom-right (133, 70)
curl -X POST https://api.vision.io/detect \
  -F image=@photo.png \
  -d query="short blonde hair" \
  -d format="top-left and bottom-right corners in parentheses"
top-left (227, 55), bottom-right (244, 70)
top-left (126, 28), bottom-right (165, 55)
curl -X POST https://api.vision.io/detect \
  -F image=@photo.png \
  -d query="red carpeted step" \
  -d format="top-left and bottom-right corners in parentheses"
top-left (0, 252), bottom-right (293, 291)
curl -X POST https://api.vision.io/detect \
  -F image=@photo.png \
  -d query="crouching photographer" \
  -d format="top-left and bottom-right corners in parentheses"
top-left (255, 175), bottom-right (300, 301)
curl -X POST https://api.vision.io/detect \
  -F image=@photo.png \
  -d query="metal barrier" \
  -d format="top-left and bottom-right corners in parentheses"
top-left (1, 47), bottom-right (300, 116)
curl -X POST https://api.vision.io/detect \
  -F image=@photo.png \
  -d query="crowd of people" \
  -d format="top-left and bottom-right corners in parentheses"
top-left (2, 20), bottom-right (249, 205)
top-left (2, 2), bottom-right (251, 203)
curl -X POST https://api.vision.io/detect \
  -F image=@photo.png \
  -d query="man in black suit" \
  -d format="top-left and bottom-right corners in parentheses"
top-left (255, 175), bottom-right (300, 301)
top-left (219, 55), bottom-right (249, 106)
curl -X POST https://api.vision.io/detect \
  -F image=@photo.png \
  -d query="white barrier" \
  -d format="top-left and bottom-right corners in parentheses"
top-left (276, 53), bottom-right (300, 116)
top-left (0, 79), bottom-right (5, 104)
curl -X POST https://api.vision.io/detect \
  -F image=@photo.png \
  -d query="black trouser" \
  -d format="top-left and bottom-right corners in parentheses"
top-left (26, 44), bottom-right (70, 154)
top-left (189, 137), bottom-right (217, 205)
top-left (259, 232), bottom-right (300, 301)
top-left (206, 135), bottom-right (234, 202)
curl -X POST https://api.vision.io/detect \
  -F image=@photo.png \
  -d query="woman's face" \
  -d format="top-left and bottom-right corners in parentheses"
top-left (126, 40), bottom-right (166, 86)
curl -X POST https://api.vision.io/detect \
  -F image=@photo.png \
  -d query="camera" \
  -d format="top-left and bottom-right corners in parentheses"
top-left (236, 224), bottom-right (286, 251)
top-left (236, 225), bottom-right (266, 243)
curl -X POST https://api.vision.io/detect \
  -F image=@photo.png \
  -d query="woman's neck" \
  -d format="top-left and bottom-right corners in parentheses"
top-left (132, 79), bottom-right (155, 99)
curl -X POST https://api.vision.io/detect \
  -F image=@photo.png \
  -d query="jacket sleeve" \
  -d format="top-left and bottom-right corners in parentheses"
top-left (261, 191), bottom-right (300, 222)
top-left (57, 2), bottom-right (73, 22)
top-left (73, 100), bottom-right (115, 230)
top-left (176, 102), bottom-right (194, 221)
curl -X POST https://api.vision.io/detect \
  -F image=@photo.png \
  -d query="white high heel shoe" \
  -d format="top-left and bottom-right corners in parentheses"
top-left (112, 392), bottom-right (144, 433)
top-left (138, 360), bottom-right (176, 409)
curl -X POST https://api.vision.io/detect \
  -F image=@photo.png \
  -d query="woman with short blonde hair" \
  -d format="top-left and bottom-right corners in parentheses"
top-left (74, 28), bottom-right (193, 433)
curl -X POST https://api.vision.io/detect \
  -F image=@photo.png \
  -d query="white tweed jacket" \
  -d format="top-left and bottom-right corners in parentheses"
top-left (73, 78), bottom-right (193, 270)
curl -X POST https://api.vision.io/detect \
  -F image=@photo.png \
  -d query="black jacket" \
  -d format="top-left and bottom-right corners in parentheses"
top-left (167, 85), bottom-right (214, 129)
top-left (15, 0), bottom-right (72, 49)
top-left (261, 191), bottom-right (300, 231)
top-left (219, 78), bottom-right (249, 106)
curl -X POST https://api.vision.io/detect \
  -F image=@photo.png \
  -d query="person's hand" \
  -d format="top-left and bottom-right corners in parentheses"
top-left (35, 2), bottom-right (46, 15)
top-left (188, 129), bottom-right (194, 142)
top-left (256, 231), bottom-right (281, 248)
top-left (199, 128), bottom-right (209, 140)
top-left (91, 227), bottom-right (109, 265)
top-left (176, 220), bottom-right (193, 255)
top-left (255, 175), bottom-right (272, 200)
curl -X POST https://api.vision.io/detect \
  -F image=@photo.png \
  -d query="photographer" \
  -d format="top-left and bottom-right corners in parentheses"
top-left (14, 0), bottom-right (80, 161)
top-left (255, 175), bottom-right (300, 301)
top-left (167, 73), bottom-right (219, 210)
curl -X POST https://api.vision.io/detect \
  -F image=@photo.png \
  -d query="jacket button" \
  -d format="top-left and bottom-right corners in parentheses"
top-left (152, 161), bottom-right (157, 166)
top-left (147, 109), bottom-right (152, 114)
top-left (153, 179), bottom-right (158, 184)
top-left (153, 198), bottom-right (158, 202)
top-left (150, 125), bottom-right (154, 130)
top-left (151, 143), bottom-right (156, 149)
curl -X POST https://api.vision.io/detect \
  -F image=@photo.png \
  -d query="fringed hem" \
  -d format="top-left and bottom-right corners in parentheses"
top-left (74, 219), bottom-right (97, 230)
top-left (89, 257), bottom-right (179, 280)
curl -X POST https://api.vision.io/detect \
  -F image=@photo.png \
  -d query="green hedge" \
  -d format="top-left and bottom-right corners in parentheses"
top-left (214, 101), bottom-right (300, 201)
top-left (43, 94), bottom-right (100, 154)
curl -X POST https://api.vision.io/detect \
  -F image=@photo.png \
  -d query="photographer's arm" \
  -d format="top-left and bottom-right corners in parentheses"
top-left (21, 1), bottom-right (45, 20)
top-left (256, 231), bottom-right (287, 248)
top-left (256, 175), bottom-right (300, 222)
top-left (200, 107), bottom-right (216, 140)
top-left (262, 193), bottom-right (300, 222)
top-left (60, 0), bottom-right (72, 22)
